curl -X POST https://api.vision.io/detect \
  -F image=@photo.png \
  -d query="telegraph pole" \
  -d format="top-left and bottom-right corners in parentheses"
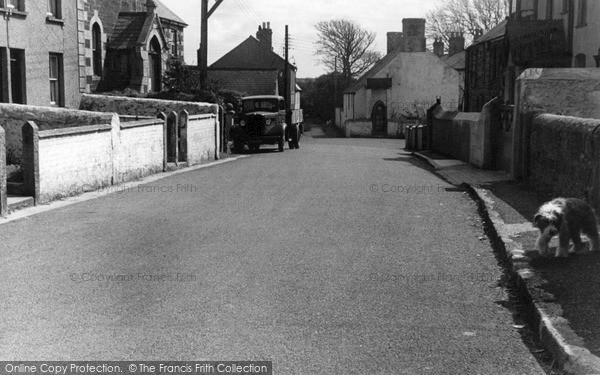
top-left (199, 0), bottom-right (225, 90)
top-left (333, 56), bottom-right (338, 124)
top-left (284, 25), bottom-right (289, 107)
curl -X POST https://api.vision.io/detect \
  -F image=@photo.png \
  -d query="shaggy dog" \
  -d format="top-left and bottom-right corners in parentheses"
top-left (534, 198), bottom-right (600, 257)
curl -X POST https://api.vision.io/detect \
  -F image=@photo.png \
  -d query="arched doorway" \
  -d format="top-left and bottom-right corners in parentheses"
top-left (371, 101), bottom-right (387, 137)
top-left (148, 37), bottom-right (162, 92)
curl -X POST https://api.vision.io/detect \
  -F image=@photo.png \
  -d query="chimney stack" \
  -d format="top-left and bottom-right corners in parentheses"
top-left (256, 21), bottom-right (273, 51)
top-left (387, 32), bottom-right (403, 54)
top-left (400, 18), bottom-right (426, 52)
top-left (145, 0), bottom-right (157, 14)
top-left (448, 31), bottom-right (465, 55)
top-left (433, 37), bottom-right (444, 57)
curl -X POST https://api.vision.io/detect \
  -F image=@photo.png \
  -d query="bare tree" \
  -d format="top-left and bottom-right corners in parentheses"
top-left (315, 19), bottom-right (382, 81)
top-left (426, 0), bottom-right (510, 50)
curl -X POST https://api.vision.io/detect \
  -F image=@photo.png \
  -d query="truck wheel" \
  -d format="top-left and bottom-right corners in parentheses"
top-left (278, 137), bottom-right (285, 152)
top-left (233, 142), bottom-right (244, 154)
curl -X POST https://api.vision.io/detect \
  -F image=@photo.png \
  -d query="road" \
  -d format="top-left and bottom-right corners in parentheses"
top-left (0, 128), bottom-right (545, 374)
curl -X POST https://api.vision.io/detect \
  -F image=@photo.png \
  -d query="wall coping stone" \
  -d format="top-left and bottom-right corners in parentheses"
top-left (120, 118), bottom-right (164, 129)
top-left (38, 124), bottom-right (113, 139)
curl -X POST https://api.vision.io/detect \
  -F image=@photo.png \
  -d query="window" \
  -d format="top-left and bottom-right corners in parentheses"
top-left (49, 53), bottom-right (63, 106)
top-left (577, 0), bottom-right (587, 26)
top-left (546, 0), bottom-right (554, 18)
top-left (92, 23), bottom-right (102, 76)
top-left (575, 53), bottom-right (586, 67)
top-left (171, 30), bottom-right (179, 56)
top-left (1, 0), bottom-right (24, 11)
top-left (48, 0), bottom-right (60, 18)
top-left (562, 0), bottom-right (569, 13)
top-left (10, 49), bottom-right (25, 104)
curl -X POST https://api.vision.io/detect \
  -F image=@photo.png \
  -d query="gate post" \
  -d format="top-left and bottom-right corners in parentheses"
top-left (22, 121), bottom-right (40, 205)
top-left (167, 111), bottom-right (179, 165)
top-left (179, 110), bottom-right (189, 164)
top-left (158, 112), bottom-right (167, 171)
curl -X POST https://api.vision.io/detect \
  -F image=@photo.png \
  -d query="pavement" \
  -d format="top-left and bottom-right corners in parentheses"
top-left (413, 149), bottom-right (600, 375)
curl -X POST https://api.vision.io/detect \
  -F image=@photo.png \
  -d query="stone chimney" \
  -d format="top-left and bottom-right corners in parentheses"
top-left (433, 37), bottom-right (444, 57)
top-left (448, 32), bottom-right (465, 55)
top-left (145, 0), bottom-right (157, 14)
top-left (401, 18), bottom-right (426, 52)
top-left (256, 22), bottom-right (273, 51)
top-left (387, 32), bottom-right (403, 54)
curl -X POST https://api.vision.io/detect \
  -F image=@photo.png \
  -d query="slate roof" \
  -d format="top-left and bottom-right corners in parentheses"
top-left (441, 50), bottom-right (466, 71)
top-left (470, 19), bottom-right (508, 46)
top-left (344, 48), bottom-right (402, 94)
top-left (210, 36), bottom-right (296, 71)
top-left (108, 13), bottom-right (147, 50)
top-left (207, 69), bottom-right (279, 96)
top-left (152, 0), bottom-right (187, 26)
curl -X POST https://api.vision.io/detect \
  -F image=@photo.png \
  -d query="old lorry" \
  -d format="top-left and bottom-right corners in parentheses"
top-left (230, 95), bottom-right (303, 153)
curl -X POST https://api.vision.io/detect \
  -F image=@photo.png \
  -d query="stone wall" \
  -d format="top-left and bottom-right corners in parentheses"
top-left (114, 118), bottom-right (165, 184)
top-left (517, 68), bottom-right (600, 119)
top-left (430, 107), bottom-right (474, 164)
top-left (526, 113), bottom-right (600, 208)
top-left (0, 104), bottom-right (115, 164)
top-left (79, 94), bottom-right (218, 117)
top-left (187, 114), bottom-right (220, 165)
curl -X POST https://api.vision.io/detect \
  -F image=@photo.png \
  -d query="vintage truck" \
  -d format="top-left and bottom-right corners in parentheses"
top-left (230, 95), bottom-right (303, 153)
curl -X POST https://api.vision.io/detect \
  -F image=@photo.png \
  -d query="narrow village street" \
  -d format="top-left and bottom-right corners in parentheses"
top-left (0, 126), bottom-right (545, 374)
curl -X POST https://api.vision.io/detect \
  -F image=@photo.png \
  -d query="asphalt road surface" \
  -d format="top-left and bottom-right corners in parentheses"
top-left (0, 131), bottom-right (545, 374)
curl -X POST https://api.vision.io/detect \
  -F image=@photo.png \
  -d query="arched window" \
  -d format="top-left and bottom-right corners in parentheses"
top-left (92, 23), bottom-right (102, 76)
top-left (575, 53), bottom-right (586, 67)
top-left (148, 37), bottom-right (162, 92)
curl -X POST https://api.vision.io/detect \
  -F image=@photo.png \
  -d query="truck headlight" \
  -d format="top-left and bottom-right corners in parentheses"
top-left (240, 120), bottom-right (246, 127)
top-left (265, 119), bottom-right (272, 126)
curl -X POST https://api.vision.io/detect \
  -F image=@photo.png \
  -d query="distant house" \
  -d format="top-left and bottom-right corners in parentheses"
top-left (340, 19), bottom-right (461, 137)
top-left (0, 0), bottom-right (186, 108)
top-left (207, 22), bottom-right (300, 105)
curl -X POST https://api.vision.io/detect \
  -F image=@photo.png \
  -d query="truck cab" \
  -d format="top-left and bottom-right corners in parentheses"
top-left (231, 95), bottom-right (302, 153)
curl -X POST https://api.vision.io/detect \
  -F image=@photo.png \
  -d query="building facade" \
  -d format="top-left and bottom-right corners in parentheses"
top-left (207, 22), bottom-right (299, 107)
top-left (0, 0), bottom-right (186, 108)
top-left (341, 19), bottom-right (461, 137)
top-left (465, 0), bottom-right (599, 111)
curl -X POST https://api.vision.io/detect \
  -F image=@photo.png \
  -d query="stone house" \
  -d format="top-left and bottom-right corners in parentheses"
top-left (0, 0), bottom-right (185, 108)
top-left (207, 22), bottom-right (300, 106)
top-left (465, 0), bottom-right (597, 112)
top-left (340, 19), bottom-right (461, 137)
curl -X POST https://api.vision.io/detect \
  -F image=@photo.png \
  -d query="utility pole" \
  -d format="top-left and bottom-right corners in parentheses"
top-left (284, 25), bottom-right (291, 124)
top-left (199, 0), bottom-right (225, 90)
top-left (333, 56), bottom-right (338, 124)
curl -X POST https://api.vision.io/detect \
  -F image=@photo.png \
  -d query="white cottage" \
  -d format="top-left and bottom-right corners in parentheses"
top-left (339, 19), bottom-right (461, 137)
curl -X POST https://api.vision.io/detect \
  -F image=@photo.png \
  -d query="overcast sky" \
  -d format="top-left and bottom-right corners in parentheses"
top-left (161, 0), bottom-right (442, 78)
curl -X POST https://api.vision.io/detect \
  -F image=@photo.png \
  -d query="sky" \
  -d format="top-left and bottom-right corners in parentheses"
top-left (160, 0), bottom-right (443, 78)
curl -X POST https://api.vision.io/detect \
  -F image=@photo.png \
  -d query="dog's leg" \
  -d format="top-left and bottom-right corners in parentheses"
top-left (569, 225), bottom-right (587, 254)
top-left (580, 215), bottom-right (600, 252)
top-left (536, 230), bottom-right (553, 257)
top-left (556, 223), bottom-right (571, 257)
